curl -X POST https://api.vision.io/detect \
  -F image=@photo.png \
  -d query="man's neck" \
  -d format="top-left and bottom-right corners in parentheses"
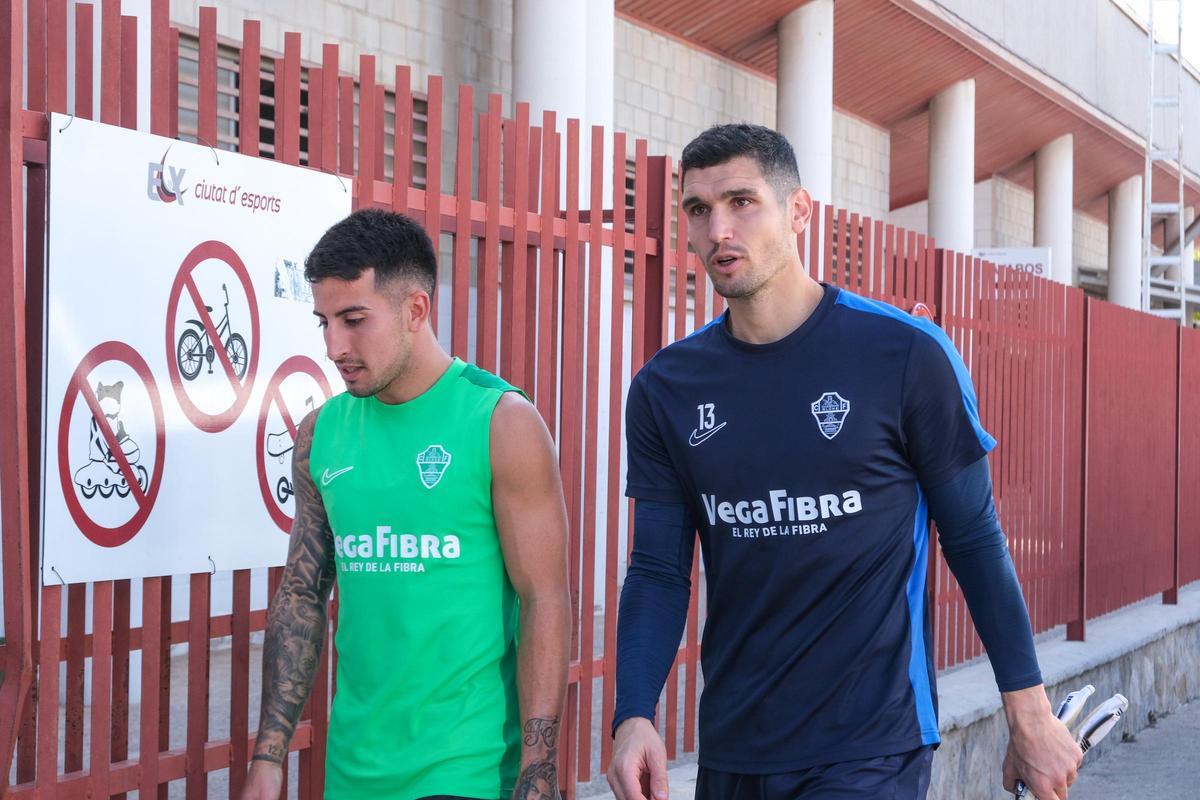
top-left (726, 263), bottom-right (825, 345)
top-left (375, 330), bottom-right (453, 405)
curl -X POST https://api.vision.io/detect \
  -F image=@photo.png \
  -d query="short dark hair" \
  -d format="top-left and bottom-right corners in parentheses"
top-left (680, 124), bottom-right (801, 197)
top-left (304, 208), bottom-right (437, 295)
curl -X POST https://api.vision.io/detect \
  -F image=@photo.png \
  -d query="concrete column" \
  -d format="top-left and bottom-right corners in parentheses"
top-left (1034, 133), bottom-right (1074, 285)
top-left (776, 0), bottom-right (834, 203)
top-left (928, 79), bottom-right (976, 253)
top-left (514, 0), bottom-right (617, 607)
top-left (1107, 175), bottom-right (1143, 309)
top-left (1165, 206), bottom-right (1196, 285)
top-left (513, 0), bottom-right (589, 123)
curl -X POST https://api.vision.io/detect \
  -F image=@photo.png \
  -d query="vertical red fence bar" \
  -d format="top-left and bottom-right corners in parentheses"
top-left (19, 0), bottom-right (48, 786)
top-left (393, 65), bottom-right (412, 205)
top-left (476, 93), bottom-right (502, 373)
top-left (1179, 328), bottom-right (1200, 587)
top-left (560, 117), bottom-right (585, 799)
top-left (1165, 326), bottom-right (1182, 605)
top-left (599, 130), bottom-right (628, 772)
top-left (60, 24), bottom-right (93, 789)
top-left (424, 75), bottom-right (443, 330)
top-left (536, 110), bottom-right (557, 426)
top-left (451, 84), bottom-right (473, 359)
top-left (575, 123), bottom-right (605, 783)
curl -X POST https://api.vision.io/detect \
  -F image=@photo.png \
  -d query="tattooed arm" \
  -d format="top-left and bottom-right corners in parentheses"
top-left (491, 394), bottom-right (571, 800)
top-left (241, 409), bottom-right (336, 800)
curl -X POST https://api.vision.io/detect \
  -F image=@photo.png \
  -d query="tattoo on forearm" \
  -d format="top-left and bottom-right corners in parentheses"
top-left (522, 715), bottom-right (560, 750)
top-left (513, 759), bottom-right (559, 800)
top-left (513, 716), bottom-right (560, 800)
top-left (253, 413), bottom-right (336, 760)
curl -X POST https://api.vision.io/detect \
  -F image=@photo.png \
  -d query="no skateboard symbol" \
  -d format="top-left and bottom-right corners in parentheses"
top-left (165, 240), bottom-right (261, 433)
top-left (256, 356), bottom-right (333, 533)
top-left (57, 341), bottom-right (166, 548)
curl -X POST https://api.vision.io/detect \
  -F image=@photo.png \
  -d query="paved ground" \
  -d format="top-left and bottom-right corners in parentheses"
top-left (1068, 698), bottom-right (1199, 799)
top-left (584, 700), bottom-right (1200, 800)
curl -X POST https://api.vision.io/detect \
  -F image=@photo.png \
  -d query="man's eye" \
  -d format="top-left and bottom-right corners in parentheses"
top-left (688, 205), bottom-right (708, 217)
top-left (316, 319), bottom-right (328, 329)
top-left (345, 317), bottom-right (365, 327)
top-left (733, 197), bottom-right (752, 207)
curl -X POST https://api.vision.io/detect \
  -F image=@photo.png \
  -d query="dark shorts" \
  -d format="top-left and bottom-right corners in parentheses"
top-left (696, 747), bottom-right (934, 800)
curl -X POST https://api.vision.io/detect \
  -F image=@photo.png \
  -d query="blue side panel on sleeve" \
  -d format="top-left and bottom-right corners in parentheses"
top-left (906, 485), bottom-right (940, 745)
top-left (833, 292), bottom-right (997, 453)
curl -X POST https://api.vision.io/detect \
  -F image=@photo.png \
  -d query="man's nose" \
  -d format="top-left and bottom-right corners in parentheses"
top-left (707, 206), bottom-right (732, 244)
top-left (324, 326), bottom-right (348, 361)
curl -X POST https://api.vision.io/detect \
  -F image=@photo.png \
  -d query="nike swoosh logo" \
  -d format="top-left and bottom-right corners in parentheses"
top-left (688, 422), bottom-right (727, 447)
top-left (321, 466), bottom-right (354, 486)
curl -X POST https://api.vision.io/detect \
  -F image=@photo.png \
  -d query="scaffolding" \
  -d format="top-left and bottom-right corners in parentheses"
top-left (1142, 0), bottom-right (1196, 323)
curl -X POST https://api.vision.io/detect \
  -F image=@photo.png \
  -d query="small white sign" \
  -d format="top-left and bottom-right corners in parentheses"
top-left (972, 246), bottom-right (1051, 278)
top-left (43, 113), bottom-right (352, 584)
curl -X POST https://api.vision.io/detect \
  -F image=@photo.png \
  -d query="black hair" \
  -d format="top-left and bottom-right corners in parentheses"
top-left (680, 124), bottom-right (801, 197)
top-left (304, 208), bottom-right (437, 295)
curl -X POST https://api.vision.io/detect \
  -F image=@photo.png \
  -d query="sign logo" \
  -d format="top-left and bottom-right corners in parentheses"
top-left (147, 148), bottom-right (187, 204)
top-left (811, 392), bottom-right (850, 440)
top-left (416, 445), bottom-right (452, 489)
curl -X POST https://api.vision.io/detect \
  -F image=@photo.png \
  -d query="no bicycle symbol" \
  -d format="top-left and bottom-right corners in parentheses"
top-left (57, 341), bottom-right (166, 548)
top-left (165, 240), bottom-right (261, 433)
top-left (256, 356), bottom-right (333, 533)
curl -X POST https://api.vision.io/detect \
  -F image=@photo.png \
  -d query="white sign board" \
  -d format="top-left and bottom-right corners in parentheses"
top-left (43, 113), bottom-right (352, 584)
top-left (971, 246), bottom-right (1051, 278)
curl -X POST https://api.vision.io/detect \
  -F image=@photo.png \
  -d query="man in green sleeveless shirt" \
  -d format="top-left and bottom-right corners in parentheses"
top-left (242, 209), bottom-right (571, 800)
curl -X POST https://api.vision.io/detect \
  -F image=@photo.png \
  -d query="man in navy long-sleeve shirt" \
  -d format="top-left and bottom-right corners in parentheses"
top-left (606, 124), bottom-right (1082, 800)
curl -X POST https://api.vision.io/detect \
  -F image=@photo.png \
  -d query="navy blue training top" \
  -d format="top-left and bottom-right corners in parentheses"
top-left (623, 284), bottom-right (997, 772)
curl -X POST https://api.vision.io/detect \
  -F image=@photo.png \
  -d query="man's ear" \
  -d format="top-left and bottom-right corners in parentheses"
top-left (789, 186), bottom-right (813, 235)
top-left (404, 288), bottom-right (432, 331)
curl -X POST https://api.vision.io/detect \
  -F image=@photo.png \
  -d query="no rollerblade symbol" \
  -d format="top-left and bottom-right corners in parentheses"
top-left (165, 240), bottom-right (261, 433)
top-left (256, 356), bottom-right (333, 533)
top-left (57, 341), bottom-right (166, 548)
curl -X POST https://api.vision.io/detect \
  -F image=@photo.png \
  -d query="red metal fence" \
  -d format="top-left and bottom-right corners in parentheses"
top-left (1083, 302), bottom-right (1182, 619)
top-left (2, 2), bottom-right (1198, 798)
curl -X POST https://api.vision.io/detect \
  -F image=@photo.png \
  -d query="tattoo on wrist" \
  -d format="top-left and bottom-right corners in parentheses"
top-left (512, 759), bottom-right (559, 800)
top-left (522, 715), bottom-right (560, 751)
top-left (252, 750), bottom-right (284, 765)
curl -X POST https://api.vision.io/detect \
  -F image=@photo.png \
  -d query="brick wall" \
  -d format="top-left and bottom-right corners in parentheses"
top-left (1074, 211), bottom-right (1109, 273)
top-left (614, 19), bottom-right (775, 160)
top-left (170, 0), bottom-right (512, 100)
top-left (613, 18), bottom-right (890, 218)
top-left (832, 112), bottom-right (890, 220)
top-left (990, 176), bottom-right (1034, 247)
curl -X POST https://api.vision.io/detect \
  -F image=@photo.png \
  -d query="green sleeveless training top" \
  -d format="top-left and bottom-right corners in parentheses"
top-left (310, 358), bottom-right (522, 799)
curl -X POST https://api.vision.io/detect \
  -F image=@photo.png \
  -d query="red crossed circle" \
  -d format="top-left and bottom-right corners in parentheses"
top-left (256, 356), bottom-right (333, 533)
top-left (57, 341), bottom-right (166, 548)
top-left (165, 240), bottom-right (261, 433)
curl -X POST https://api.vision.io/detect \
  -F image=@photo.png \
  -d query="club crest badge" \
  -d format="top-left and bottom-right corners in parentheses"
top-left (810, 392), bottom-right (850, 440)
top-left (416, 445), bottom-right (452, 489)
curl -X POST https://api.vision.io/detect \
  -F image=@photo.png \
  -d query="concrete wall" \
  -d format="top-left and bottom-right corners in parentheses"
top-left (931, 0), bottom-right (1200, 181)
top-left (930, 587), bottom-right (1200, 799)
